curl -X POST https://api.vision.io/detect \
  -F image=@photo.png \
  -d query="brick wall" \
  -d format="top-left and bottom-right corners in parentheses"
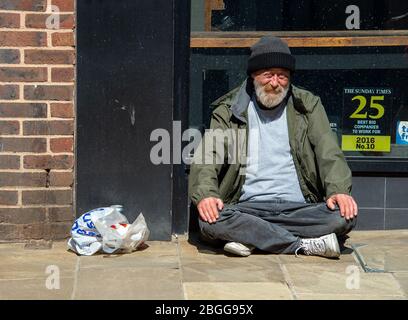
top-left (0, 0), bottom-right (75, 241)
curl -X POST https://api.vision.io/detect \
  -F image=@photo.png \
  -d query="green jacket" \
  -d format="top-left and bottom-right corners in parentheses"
top-left (188, 79), bottom-right (352, 206)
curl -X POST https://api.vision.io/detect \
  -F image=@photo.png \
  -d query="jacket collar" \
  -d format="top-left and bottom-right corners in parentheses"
top-left (230, 78), bottom-right (253, 123)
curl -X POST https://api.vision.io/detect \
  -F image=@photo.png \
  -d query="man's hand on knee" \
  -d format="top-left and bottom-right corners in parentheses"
top-left (326, 194), bottom-right (358, 221)
top-left (197, 197), bottom-right (224, 224)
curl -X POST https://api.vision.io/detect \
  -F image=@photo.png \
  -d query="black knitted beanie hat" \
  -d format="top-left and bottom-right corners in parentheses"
top-left (247, 36), bottom-right (295, 75)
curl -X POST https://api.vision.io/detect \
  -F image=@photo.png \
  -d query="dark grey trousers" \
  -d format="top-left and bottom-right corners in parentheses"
top-left (198, 200), bottom-right (357, 254)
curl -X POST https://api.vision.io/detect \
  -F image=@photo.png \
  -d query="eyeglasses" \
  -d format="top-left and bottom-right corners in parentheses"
top-left (258, 71), bottom-right (289, 82)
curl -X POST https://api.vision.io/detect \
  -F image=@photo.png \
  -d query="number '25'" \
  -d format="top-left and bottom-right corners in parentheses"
top-left (350, 95), bottom-right (385, 119)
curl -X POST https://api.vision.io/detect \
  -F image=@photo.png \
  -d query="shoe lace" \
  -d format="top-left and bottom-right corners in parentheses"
top-left (295, 238), bottom-right (325, 257)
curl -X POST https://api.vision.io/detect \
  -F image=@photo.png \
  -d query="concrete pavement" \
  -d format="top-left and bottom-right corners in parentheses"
top-left (0, 230), bottom-right (407, 300)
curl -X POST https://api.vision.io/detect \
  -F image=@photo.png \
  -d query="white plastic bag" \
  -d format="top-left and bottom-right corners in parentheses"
top-left (67, 207), bottom-right (149, 256)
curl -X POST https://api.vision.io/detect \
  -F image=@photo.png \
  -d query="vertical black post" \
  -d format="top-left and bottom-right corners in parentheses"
top-left (172, 0), bottom-right (191, 235)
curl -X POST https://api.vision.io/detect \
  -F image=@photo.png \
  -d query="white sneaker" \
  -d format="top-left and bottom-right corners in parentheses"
top-left (295, 233), bottom-right (340, 258)
top-left (224, 242), bottom-right (255, 257)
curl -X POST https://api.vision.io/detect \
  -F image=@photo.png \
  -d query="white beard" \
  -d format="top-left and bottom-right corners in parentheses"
top-left (254, 80), bottom-right (289, 109)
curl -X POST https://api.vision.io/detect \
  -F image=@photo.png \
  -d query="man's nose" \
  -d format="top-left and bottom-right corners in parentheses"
top-left (269, 75), bottom-right (279, 87)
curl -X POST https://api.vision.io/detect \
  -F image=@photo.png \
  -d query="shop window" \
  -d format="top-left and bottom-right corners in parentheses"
top-left (192, 0), bottom-right (408, 32)
top-left (190, 0), bottom-right (408, 171)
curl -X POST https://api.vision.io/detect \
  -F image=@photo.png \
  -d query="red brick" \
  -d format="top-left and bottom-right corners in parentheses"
top-left (49, 222), bottom-right (72, 239)
top-left (49, 171), bottom-right (73, 186)
top-left (0, 31), bottom-right (46, 47)
top-left (21, 222), bottom-right (71, 240)
top-left (24, 49), bottom-right (74, 64)
top-left (0, 207), bottom-right (46, 224)
top-left (25, 13), bottom-right (74, 29)
top-left (52, 32), bottom-right (74, 47)
top-left (51, 67), bottom-right (74, 82)
top-left (0, 85), bottom-right (19, 100)
top-left (0, 155), bottom-right (20, 169)
top-left (48, 206), bottom-right (74, 222)
top-left (0, 0), bottom-right (47, 11)
top-left (0, 49), bottom-right (20, 64)
top-left (24, 85), bottom-right (73, 101)
top-left (0, 224), bottom-right (22, 241)
top-left (22, 223), bottom-right (50, 240)
top-left (22, 189), bottom-right (72, 205)
top-left (41, 223), bottom-right (72, 240)
top-left (0, 172), bottom-right (46, 187)
top-left (0, 190), bottom-right (18, 205)
top-left (50, 137), bottom-right (73, 153)
top-left (0, 67), bottom-right (47, 82)
top-left (0, 121), bottom-right (19, 135)
top-left (51, 0), bottom-right (74, 12)
top-left (23, 154), bottom-right (73, 169)
top-left (0, 103), bottom-right (47, 118)
top-left (0, 12), bottom-right (20, 28)
top-left (50, 103), bottom-right (73, 118)
top-left (23, 120), bottom-right (74, 135)
top-left (7, 220), bottom-right (73, 240)
top-left (0, 137), bottom-right (46, 152)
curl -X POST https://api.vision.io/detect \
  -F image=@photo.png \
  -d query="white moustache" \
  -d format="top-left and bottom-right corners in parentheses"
top-left (254, 81), bottom-right (289, 109)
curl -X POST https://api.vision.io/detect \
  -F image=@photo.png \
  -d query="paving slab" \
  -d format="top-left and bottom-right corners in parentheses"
top-left (0, 243), bottom-right (26, 253)
top-left (70, 241), bottom-right (179, 270)
top-left (393, 273), bottom-right (408, 297)
top-left (278, 251), bottom-right (357, 265)
top-left (72, 241), bottom-right (183, 299)
top-left (284, 263), bottom-right (404, 297)
top-left (79, 254), bottom-right (179, 270)
top-left (183, 282), bottom-right (293, 300)
top-left (181, 258), bottom-right (284, 283)
top-left (0, 242), bottom-right (77, 280)
top-left (0, 277), bottom-right (74, 300)
top-left (74, 267), bottom-right (183, 300)
top-left (350, 230), bottom-right (408, 242)
top-left (350, 230), bottom-right (408, 272)
top-left (353, 246), bottom-right (408, 272)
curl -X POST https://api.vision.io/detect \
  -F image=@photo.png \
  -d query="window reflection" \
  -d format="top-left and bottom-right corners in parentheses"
top-left (194, 0), bottom-right (408, 31)
top-left (190, 46), bottom-right (408, 158)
